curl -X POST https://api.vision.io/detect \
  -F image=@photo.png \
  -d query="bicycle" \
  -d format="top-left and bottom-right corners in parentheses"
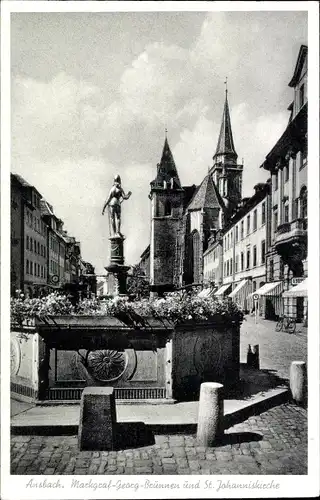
top-left (275, 316), bottom-right (296, 334)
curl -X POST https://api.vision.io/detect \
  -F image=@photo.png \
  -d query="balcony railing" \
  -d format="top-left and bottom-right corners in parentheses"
top-left (275, 218), bottom-right (307, 246)
top-left (277, 223), bottom-right (290, 234)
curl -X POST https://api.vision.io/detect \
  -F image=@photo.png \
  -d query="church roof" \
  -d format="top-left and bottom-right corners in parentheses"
top-left (213, 92), bottom-right (238, 162)
top-left (151, 137), bottom-right (182, 189)
top-left (187, 174), bottom-right (223, 211)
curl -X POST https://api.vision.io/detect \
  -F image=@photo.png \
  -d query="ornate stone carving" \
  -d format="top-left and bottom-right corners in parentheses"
top-left (10, 338), bottom-right (21, 376)
top-left (86, 349), bottom-right (128, 382)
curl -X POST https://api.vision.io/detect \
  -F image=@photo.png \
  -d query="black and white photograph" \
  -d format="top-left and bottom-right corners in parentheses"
top-left (1, 1), bottom-right (319, 499)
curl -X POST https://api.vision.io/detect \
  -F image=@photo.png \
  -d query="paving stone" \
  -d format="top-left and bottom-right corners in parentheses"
top-left (133, 459), bottom-right (153, 467)
top-left (177, 468), bottom-right (191, 474)
top-left (188, 460), bottom-right (200, 470)
top-left (158, 449), bottom-right (174, 458)
top-left (171, 447), bottom-right (186, 457)
top-left (162, 457), bottom-right (176, 464)
top-left (152, 465), bottom-right (163, 474)
top-left (135, 466), bottom-right (153, 474)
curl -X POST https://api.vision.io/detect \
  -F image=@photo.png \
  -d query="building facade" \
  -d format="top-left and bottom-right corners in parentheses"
top-left (139, 44), bottom-right (308, 320)
top-left (220, 182), bottom-right (270, 313)
top-left (10, 173), bottom-right (94, 298)
top-left (262, 45), bottom-right (308, 321)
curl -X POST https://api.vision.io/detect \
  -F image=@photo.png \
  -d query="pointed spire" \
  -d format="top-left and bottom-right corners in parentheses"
top-left (213, 86), bottom-right (238, 165)
top-left (152, 134), bottom-right (182, 189)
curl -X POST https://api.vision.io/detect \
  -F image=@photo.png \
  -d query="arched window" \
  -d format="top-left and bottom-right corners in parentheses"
top-left (164, 200), bottom-right (171, 216)
top-left (300, 186), bottom-right (307, 219)
top-left (192, 230), bottom-right (200, 284)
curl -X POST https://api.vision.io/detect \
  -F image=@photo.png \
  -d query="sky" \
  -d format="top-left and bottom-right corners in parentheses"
top-left (11, 10), bottom-right (307, 274)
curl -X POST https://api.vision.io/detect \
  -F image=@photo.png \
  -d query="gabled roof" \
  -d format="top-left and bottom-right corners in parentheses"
top-left (187, 175), bottom-right (223, 211)
top-left (213, 92), bottom-right (238, 162)
top-left (40, 199), bottom-right (54, 217)
top-left (151, 137), bottom-right (182, 189)
top-left (11, 173), bottom-right (42, 197)
top-left (289, 45), bottom-right (308, 88)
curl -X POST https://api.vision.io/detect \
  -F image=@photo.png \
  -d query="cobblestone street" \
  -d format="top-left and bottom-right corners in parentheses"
top-left (240, 315), bottom-right (307, 380)
top-left (11, 403), bottom-right (307, 475)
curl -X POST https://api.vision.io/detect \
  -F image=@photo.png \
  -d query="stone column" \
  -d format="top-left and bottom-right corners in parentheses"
top-left (105, 236), bottom-right (130, 296)
top-left (197, 382), bottom-right (224, 446)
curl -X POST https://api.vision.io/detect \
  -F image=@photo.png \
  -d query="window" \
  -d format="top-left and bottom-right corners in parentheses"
top-left (299, 149), bottom-right (307, 170)
top-left (241, 221), bottom-right (244, 239)
top-left (241, 252), bottom-right (244, 271)
top-left (284, 204), bottom-right (289, 223)
top-left (164, 200), bottom-right (171, 216)
top-left (235, 255), bottom-right (239, 273)
top-left (284, 165), bottom-right (289, 182)
top-left (261, 202), bottom-right (266, 225)
top-left (226, 260), bottom-right (229, 276)
top-left (26, 259), bottom-right (29, 274)
top-left (294, 198), bottom-right (299, 219)
top-left (273, 209), bottom-right (278, 233)
top-left (30, 261), bottom-right (33, 275)
top-left (261, 240), bottom-right (266, 264)
top-left (224, 262), bottom-right (227, 276)
top-left (300, 187), bottom-right (307, 219)
top-left (246, 249), bottom-right (251, 270)
top-left (279, 259), bottom-right (284, 279)
top-left (30, 238), bottom-right (33, 252)
top-left (269, 259), bottom-right (274, 281)
top-left (252, 281), bottom-right (257, 292)
top-left (26, 236), bottom-right (29, 250)
top-left (235, 226), bottom-right (239, 242)
top-left (253, 246), bottom-right (257, 267)
top-left (253, 209), bottom-right (257, 231)
top-left (274, 172), bottom-right (278, 191)
top-left (299, 83), bottom-right (305, 109)
top-left (247, 215), bottom-right (250, 235)
top-left (230, 258), bottom-right (233, 275)
top-left (37, 241), bottom-right (40, 254)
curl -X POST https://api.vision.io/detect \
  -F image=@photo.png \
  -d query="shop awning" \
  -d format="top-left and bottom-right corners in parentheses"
top-left (229, 279), bottom-right (250, 298)
top-left (215, 283), bottom-right (232, 296)
top-left (198, 287), bottom-right (216, 298)
top-left (283, 278), bottom-right (308, 298)
top-left (249, 281), bottom-right (283, 298)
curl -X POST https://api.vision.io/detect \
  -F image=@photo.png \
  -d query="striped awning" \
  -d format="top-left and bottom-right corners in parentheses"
top-left (228, 279), bottom-right (251, 310)
top-left (215, 283), bottom-right (232, 296)
top-left (229, 279), bottom-right (250, 298)
top-left (283, 278), bottom-right (308, 298)
top-left (249, 281), bottom-right (283, 297)
top-left (198, 287), bottom-right (217, 298)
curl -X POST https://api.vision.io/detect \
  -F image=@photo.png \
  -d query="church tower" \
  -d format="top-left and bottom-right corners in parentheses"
top-left (149, 135), bottom-right (184, 297)
top-left (210, 87), bottom-right (243, 220)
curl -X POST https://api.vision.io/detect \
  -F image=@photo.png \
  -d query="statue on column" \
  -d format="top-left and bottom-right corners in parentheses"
top-left (102, 175), bottom-right (132, 237)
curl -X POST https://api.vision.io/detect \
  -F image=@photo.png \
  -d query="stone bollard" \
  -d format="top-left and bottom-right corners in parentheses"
top-left (247, 344), bottom-right (260, 369)
top-left (78, 387), bottom-right (117, 451)
top-left (197, 382), bottom-right (224, 447)
top-left (290, 361), bottom-right (307, 405)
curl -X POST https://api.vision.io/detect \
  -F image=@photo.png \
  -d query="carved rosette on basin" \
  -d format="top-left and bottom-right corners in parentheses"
top-left (86, 349), bottom-right (128, 382)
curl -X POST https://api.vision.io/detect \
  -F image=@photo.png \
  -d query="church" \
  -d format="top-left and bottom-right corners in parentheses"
top-left (144, 89), bottom-right (244, 297)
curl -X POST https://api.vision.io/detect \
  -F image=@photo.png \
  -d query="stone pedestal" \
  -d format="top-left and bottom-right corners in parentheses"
top-left (78, 387), bottom-right (117, 451)
top-left (105, 236), bottom-right (130, 296)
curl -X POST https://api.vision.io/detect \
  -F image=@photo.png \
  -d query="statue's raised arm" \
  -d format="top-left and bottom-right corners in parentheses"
top-left (102, 174), bottom-right (132, 238)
